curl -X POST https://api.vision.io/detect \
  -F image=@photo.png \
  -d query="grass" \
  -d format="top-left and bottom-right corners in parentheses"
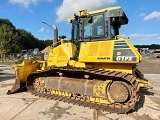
top-left (0, 61), bottom-right (14, 65)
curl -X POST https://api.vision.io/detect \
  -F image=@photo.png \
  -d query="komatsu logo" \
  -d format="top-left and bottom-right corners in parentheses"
top-left (116, 56), bottom-right (133, 61)
top-left (97, 57), bottom-right (110, 60)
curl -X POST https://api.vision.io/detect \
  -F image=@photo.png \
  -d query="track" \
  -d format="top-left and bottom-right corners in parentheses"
top-left (26, 67), bottom-right (139, 114)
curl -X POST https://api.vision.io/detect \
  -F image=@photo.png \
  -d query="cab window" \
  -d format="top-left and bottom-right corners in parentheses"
top-left (84, 14), bottom-right (104, 38)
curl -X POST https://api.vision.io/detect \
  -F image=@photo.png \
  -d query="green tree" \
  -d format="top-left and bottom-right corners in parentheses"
top-left (41, 39), bottom-right (53, 46)
top-left (0, 18), bottom-right (52, 58)
top-left (0, 20), bottom-right (20, 55)
top-left (17, 29), bottom-right (45, 50)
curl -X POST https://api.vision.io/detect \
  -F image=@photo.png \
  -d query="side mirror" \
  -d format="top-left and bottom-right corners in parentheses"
top-left (88, 16), bottom-right (93, 23)
top-left (68, 19), bottom-right (73, 23)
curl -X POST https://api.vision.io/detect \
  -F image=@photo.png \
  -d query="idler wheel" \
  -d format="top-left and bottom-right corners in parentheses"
top-left (108, 81), bottom-right (129, 103)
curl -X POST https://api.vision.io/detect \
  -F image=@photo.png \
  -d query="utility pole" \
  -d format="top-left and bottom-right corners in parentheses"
top-left (42, 21), bottom-right (58, 44)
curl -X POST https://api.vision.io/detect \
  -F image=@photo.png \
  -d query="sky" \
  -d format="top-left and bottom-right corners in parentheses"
top-left (0, 0), bottom-right (160, 45)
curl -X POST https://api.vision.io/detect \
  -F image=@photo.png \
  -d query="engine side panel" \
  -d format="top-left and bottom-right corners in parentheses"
top-left (78, 38), bottom-right (142, 64)
top-left (47, 42), bottom-right (77, 67)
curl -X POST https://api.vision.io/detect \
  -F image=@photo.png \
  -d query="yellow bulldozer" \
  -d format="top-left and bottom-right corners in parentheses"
top-left (7, 6), bottom-right (151, 113)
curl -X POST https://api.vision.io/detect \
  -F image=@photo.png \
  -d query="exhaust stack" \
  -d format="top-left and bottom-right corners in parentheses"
top-left (53, 25), bottom-right (58, 43)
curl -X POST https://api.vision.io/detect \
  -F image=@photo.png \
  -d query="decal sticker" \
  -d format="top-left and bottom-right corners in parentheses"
top-left (97, 57), bottom-right (110, 60)
top-left (117, 52), bottom-right (121, 55)
top-left (116, 56), bottom-right (133, 61)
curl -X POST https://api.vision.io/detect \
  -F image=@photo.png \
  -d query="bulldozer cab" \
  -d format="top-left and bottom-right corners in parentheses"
top-left (70, 6), bottom-right (128, 41)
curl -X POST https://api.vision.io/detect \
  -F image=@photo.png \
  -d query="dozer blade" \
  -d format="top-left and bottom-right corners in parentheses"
top-left (6, 79), bottom-right (26, 94)
top-left (7, 60), bottom-right (41, 95)
top-left (7, 67), bottom-right (26, 94)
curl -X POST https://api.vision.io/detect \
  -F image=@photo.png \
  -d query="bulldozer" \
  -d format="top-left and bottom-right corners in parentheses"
top-left (7, 6), bottom-right (151, 113)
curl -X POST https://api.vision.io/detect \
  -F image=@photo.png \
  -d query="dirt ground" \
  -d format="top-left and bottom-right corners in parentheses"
top-left (137, 59), bottom-right (160, 74)
top-left (0, 60), bottom-right (160, 120)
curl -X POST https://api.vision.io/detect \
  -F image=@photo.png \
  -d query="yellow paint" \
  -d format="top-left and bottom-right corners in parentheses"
top-left (79, 40), bottom-right (114, 62)
top-left (89, 97), bottom-right (111, 104)
top-left (47, 42), bottom-right (77, 67)
top-left (125, 38), bottom-right (143, 62)
top-left (117, 52), bottom-right (121, 55)
top-left (60, 39), bottom-right (65, 44)
top-left (136, 78), bottom-right (152, 89)
top-left (92, 80), bottom-right (115, 104)
top-left (87, 6), bottom-right (121, 15)
top-left (11, 6), bottom-right (150, 99)
top-left (13, 60), bottom-right (40, 83)
top-left (79, 38), bottom-right (142, 64)
top-left (79, 10), bottom-right (87, 17)
top-left (93, 80), bottom-right (111, 97)
top-left (68, 6), bottom-right (121, 22)
top-left (51, 90), bottom-right (71, 97)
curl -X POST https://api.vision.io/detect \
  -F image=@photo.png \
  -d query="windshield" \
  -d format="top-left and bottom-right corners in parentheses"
top-left (83, 14), bottom-right (104, 38)
top-left (71, 19), bottom-right (79, 40)
top-left (111, 25), bottom-right (115, 38)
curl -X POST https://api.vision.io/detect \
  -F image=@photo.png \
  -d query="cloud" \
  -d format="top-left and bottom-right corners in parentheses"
top-left (56, 0), bottom-right (117, 22)
top-left (39, 27), bottom-right (44, 32)
top-left (8, 0), bottom-right (53, 8)
top-left (144, 11), bottom-right (160, 21)
top-left (39, 27), bottom-right (51, 33)
top-left (129, 33), bottom-right (159, 39)
top-left (8, 0), bottom-right (38, 8)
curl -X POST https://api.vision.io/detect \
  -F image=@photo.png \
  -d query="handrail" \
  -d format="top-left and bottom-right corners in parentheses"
top-left (115, 35), bottom-right (126, 40)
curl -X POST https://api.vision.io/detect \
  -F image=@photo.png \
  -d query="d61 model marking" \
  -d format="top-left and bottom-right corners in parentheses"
top-left (116, 56), bottom-right (133, 61)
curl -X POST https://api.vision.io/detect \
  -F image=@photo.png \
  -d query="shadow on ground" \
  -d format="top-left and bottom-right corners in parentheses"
top-left (133, 88), bottom-right (154, 113)
top-left (0, 75), bottom-right (15, 82)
